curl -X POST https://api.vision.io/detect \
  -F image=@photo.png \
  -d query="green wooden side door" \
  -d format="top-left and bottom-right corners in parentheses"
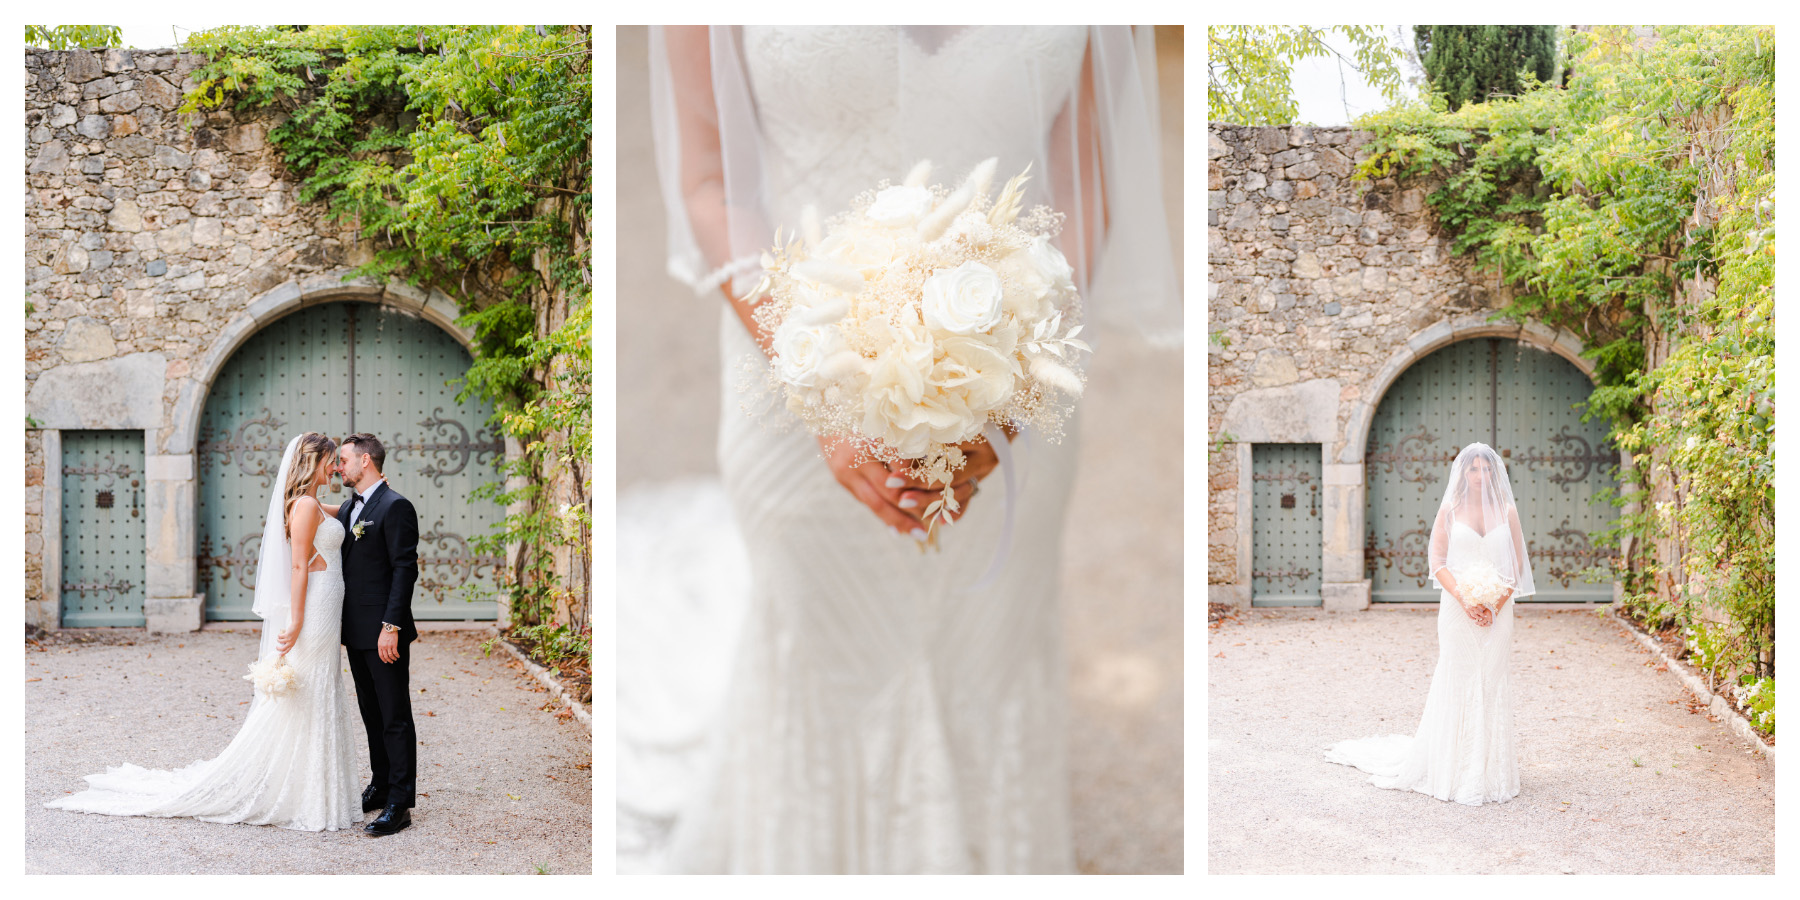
top-left (61, 430), bottom-right (146, 627)
top-left (1365, 338), bottom-right (1617, 602)
top-left (1252, 443), bottom-right (1323, 607)
top-left (197, 302), bottom-right (504, 620)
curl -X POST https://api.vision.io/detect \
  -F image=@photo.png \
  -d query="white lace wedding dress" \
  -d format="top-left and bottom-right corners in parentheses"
top-left (628, 25), bottom-right (1093, 874)
top-left (45, 515), bottom-right (362, 831)
top-left (1324, 521), bottom-right (1520, 805)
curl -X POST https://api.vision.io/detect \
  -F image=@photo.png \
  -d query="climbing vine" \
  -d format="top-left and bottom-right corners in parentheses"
top-left (180, 25), bottom-right (592, 634)
top-left (1354, 26), bottom-right (1774, 726)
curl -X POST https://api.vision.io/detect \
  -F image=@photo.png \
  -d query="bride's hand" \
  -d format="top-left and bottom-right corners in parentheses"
top-left (891, 436), bottom-right (1005, 525)
top-left (276, 621), bottom-right (302, 654)
top-left (819, 437), bottom-right (929, 538)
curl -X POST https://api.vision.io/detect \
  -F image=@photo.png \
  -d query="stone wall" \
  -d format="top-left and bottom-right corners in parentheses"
top-left (23, 48), bottom-right (456, 630)
top-left (1206, 123), bottom-right (1589, 608)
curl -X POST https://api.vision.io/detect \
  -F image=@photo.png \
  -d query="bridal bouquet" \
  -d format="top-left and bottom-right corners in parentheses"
top-left (244, 654), bottom-right (298, 697)
top-left (1454, 559), bottom-right (1512, 612)
top-left (749, 158), bottom-right (1090, 533)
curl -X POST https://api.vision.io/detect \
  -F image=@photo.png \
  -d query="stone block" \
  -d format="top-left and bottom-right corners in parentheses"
top-left (1251, 350), bottom-right (1299, 387)
top-left (102, 48), bottom-right (136, 74)
top-left (75, 114), bottom-right (110, 139)
top-left (110, 114), bottom-right (140, 136)
top-left (145, 595), bottom-right (203, 634)
top-left (139, 74), bottom-right (180, 108)
top-left (147, 454), bottom-right (195, 481)
top-left (1322, 581), bottom-right (1371, 611)
top-left (1288, 161), bottom-right (1321, 180)
top-left (25, 351), bottom-right (166, 428)
top-left (226, 122), bottom-right (267, 154)
top-left (107, 198), bottom-right (143, 232)
top-left (1255, 126), bottom-right (1288, 153)
top-left (52, 244), bottom-right (89, 275)
top-left (99, 90), bottom-right (143, 114)
top-left (1219, 379), bottom-right (1342, 443)
top-left (65, 51), bottom-right (103, 83)
top-left (192, 217), bottom-right (223, 246)
top-left (1271, 148), bottom-right (1304, 168)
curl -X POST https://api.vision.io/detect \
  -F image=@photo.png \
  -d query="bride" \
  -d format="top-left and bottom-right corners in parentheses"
top-left (630, 26), bottom-right (1176, 873)
top-left (46, 432), bottom-right (361, 831)
top-left (1326, 442), bottom-right (1534, 805)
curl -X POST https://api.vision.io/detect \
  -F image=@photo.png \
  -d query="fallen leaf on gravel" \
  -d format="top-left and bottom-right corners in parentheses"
top-left (26, 678), bottom-right (40, 682)
top-left (426, 711), bottom-right (437, 717)
top-left (1215, 652), bottom-right (1225, 658)
top-left (507, 793), bottom-right (520, 800)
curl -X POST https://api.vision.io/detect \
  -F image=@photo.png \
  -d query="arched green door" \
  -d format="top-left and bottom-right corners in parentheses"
top-left (196, 301), bottom-right (504, 620)
top-left (1365, 338), bottom-right (1617, 602)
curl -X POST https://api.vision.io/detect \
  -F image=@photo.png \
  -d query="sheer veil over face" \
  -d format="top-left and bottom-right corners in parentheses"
top-left (1427, 442), bottom-right (1536, 600)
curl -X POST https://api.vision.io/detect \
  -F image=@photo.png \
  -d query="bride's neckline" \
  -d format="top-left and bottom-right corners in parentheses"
top-left (1453, 519), bottom-right (1502, 539)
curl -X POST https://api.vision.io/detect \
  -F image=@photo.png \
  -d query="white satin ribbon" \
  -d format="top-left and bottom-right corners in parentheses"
top-left (965, 422), bottom-right (1020, 593)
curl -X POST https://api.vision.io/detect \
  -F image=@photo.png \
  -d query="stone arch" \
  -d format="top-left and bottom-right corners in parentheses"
top-left (166, 270), bottom-right (472, 457)
top-left (1339, 314), bottom-right (1596, 466)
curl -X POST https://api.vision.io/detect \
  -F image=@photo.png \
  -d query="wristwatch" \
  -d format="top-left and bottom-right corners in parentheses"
top-left (381, 622), bottom-right (401, 634)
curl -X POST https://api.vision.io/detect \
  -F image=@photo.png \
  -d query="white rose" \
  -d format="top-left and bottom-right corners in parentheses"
top-left (1024, 236), bottom-right (1077, 306)
top-left (921, 261), bottom-right (1005, 335)
top-left (773, 318), bottom-right (845, 389)
top-left (929, 334), bottom-right (1019, 426)
top-left (865, 185), bottom-right (934, 227)
top-left (859, 320), bottom-right (940, 457)
top-left (816, 226), bottom-right (902, 277)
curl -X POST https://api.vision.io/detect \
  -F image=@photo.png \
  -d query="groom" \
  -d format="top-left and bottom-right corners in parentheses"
top-left (335, 433), bottom-right (421, 836)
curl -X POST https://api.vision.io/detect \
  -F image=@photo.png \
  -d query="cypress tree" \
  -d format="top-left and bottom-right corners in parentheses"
top-left (1415, 25), bottom-right (1560, 110)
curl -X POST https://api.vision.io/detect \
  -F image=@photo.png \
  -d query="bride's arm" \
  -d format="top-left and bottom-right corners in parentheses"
top-left (662, 26), bottom-right (775, 356)
top-left (319, 499), bottom-right (342, 517)
top-left (279, 500), bottom-right (319, 652)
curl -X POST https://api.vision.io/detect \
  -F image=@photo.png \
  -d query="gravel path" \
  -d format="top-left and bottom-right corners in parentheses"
top-left (1208, 607), bottom-right (1774, 875)
top-left (26, 628), bottom-right (592, 874)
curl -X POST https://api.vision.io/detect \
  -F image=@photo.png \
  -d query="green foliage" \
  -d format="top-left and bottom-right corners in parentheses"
top-left (1207, 26), bottom-right (1407, 125)
top-left (1415, 26), bottom-right (1561, 111)
top-left (25, 25), bottom-right (122, 50)
top-left (1733, 676), bottom-right (1774, 737)
top-left (182, 25), bottom-right (593, 628)
top-left (1356, 26), bottom-right (1774, 683)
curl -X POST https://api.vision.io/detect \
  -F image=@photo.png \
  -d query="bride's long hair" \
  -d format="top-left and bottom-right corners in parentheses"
top-left (281, 432), bottom-right (337, 539)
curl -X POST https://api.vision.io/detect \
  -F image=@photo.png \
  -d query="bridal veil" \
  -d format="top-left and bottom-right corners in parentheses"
top-left (648, 25), bottom-right (1181, 344)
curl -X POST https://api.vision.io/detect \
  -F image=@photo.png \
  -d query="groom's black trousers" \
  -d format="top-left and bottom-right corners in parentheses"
top-left (346, 641), bottom-right (417, 808)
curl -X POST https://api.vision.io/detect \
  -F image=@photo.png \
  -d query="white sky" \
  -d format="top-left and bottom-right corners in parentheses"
top-left (1288, 25), bottom-right (1424, 126)
top-left (116, 24), bottom-right (218, 50)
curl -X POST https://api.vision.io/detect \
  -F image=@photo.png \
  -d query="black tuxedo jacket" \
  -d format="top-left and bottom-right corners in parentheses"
top-left (338, 480), bottom-right (420, 650)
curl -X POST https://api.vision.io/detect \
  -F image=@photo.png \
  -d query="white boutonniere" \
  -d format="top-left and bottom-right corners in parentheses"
top-left (352, 519), bottom-right (371, 540)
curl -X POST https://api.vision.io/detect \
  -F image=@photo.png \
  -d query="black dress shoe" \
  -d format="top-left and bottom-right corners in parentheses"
top-left (361, 785), bottom-right (389, 813)
top-left (364, 803), bottom-right (411, 836)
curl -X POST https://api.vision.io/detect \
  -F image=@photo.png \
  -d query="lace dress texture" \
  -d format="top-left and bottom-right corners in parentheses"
top-left (45, 515), bottom-right (362, 831)
top-left (628, 25), bottom-right (1092, 874)
top-left (1325, 522), bottom-right (1521, 806)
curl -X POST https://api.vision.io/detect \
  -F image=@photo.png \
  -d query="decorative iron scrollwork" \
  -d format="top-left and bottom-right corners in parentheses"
top-left (1516, 426), bottom-right (1618, 493)
top-left (1366, 426), bottom-right (1457, 493)
top-left (415, 519), bottom-right (504, 606)
top-left (1365, 518), bottom-right (1435, 587)
top-left (1528, 518), bottom-right (1618, 588)
top-left (196, 533), bottom-right (264, 593)
top-left (389, 409), bottom-right (504, 489)
top-left (62, 572), bottom-right (133, 603)
top-left (62, 454), bottom-right (135, 487)
top-left (197, 409), bottom-right (288, 490)
top-left (1252, 466), bottom-right (1315, 486)
top-left (1252, 566), bottom-right (1315, 588)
